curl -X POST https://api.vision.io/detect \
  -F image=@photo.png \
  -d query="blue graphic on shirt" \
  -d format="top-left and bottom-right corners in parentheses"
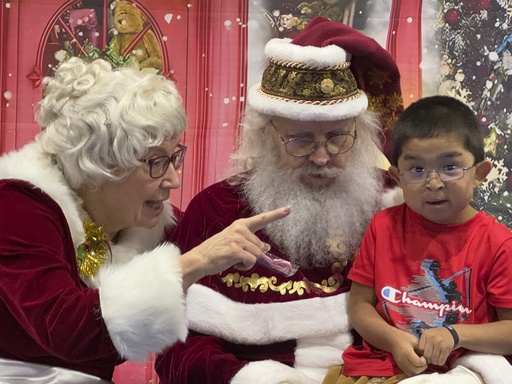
top-left (380, 259), bottom-right (472, 338)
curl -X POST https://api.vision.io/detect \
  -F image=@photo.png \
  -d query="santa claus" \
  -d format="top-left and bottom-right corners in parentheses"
top-left (156, 16), bottom-right (510, 384)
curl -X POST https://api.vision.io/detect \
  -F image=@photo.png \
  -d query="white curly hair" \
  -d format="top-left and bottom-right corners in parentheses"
top-left (35, 57), bottom-right (187, 190)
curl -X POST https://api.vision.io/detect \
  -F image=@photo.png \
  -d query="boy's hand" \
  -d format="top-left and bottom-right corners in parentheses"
top-left (390, 332), bottom-right (428, 376)
top-left (417, 326), bottom-right (454, 366)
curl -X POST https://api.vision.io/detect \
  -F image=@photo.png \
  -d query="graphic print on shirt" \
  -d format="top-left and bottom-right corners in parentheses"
top-left (380, 259), bottom-right (472, 338)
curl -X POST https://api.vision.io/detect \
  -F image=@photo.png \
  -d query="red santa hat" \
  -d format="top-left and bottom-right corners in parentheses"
top-left (248, 16), bottom-right (404, 157)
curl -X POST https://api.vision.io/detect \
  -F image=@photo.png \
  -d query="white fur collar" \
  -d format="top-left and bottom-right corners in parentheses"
top-left (0, 142), bottom-right (175, 269)
top-left (0, 142), bottom-right (86, 249)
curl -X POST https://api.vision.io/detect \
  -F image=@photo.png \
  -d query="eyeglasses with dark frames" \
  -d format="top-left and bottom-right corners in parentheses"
top-left (270, 120), bottom-right (357, 158)
top-left (397, 164), bottom-right (475, 184)
top-left (141, 143), bottom-right (187, 179)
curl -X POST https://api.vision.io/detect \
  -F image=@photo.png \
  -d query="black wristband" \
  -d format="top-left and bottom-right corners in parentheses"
top-left (443, 324), bottom-right (459, 349)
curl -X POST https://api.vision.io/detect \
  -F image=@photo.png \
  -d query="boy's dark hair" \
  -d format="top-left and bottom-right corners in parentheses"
top-left (390, 95), bottom-right (485, 166)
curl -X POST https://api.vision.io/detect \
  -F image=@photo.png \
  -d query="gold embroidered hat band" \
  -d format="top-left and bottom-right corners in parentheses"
top-left (260, 59), bottom-right (360, 102)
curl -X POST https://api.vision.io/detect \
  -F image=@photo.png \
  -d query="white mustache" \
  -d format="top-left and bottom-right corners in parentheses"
top-left (301, 165), bottom-right (340, 178)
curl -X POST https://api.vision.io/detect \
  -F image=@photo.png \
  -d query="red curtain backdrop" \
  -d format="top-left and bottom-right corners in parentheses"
top-left (387, 0), bottom-right (423, 108)
top-left (179, 0), bottom-right (248, 210)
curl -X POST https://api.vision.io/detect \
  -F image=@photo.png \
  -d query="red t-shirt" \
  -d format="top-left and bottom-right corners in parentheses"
top-left (343, 204), bottom-right (512, 376)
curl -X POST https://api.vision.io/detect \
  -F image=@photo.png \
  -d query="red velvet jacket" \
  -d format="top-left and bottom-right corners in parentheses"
top-left (0, 179), bottom-right (120, 379)
top-left (0, 142), bottom-right (187, 381)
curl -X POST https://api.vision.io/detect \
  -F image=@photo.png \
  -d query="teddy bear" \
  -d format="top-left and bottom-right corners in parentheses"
top-left (109, 0), bottom-right (162, 71)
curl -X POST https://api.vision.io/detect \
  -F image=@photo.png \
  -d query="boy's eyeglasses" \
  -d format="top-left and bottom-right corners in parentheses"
top-left (398, 164), bottom-right (475, 184)
top-left (270, 120), bottom-right (357, 158)
top-left (141, 144), bottom-right (187, 179)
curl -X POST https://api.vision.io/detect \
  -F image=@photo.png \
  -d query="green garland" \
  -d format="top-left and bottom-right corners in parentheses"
top-left (64, 40), bottom-right (135, 70)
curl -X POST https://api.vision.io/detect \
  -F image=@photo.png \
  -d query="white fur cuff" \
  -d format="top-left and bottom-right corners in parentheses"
top-left (230, 360), bottom-right (317, 384)
top-left (380, 186), bottom-right (404, 209)
top-left (98, 243), bottom-right (187, 361)
top-left (454, 352), bottom-right (512, 384)
top-left (294, 332), bottom-right (352, 382)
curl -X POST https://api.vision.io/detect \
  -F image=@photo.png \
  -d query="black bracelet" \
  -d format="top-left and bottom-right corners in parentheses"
top-left (443, 324), bottom-right (459, 349)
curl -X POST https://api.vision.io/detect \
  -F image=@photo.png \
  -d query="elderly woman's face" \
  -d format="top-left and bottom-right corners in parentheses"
top-left (270, 116), bottom-right (356, 170)
top-left (97, 136), bottom-right (182, 231)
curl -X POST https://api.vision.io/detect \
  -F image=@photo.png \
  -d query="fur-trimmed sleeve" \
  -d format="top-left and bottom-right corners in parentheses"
top-left (97, 242), bottom-right (187, 361)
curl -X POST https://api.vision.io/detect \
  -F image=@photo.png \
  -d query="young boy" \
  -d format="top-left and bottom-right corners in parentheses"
top-left (329, 96), bottom-right (512, 384)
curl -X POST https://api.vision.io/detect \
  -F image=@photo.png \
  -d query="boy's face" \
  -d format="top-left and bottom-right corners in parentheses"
top-left (388, 135), bottom-right (492, 225)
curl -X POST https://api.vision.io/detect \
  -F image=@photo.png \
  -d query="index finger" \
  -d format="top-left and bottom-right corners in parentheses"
top-left (242, 205), bottom-right (292, 233)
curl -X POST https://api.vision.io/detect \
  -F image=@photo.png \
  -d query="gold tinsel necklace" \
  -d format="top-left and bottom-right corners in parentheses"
top-left (76, 219), bottom-right (111, 279)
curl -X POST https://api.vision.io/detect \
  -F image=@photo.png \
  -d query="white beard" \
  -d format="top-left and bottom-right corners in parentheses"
top-left (243, 150), bottom-right (382, 268)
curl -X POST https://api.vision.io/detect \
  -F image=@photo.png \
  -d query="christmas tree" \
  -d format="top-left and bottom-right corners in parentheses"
top-left (436, 0), bottom-right (512, 228)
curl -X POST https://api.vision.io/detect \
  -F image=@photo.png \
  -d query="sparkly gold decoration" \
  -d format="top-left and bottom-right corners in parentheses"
top-left (259, 59), bottom-right (360, 103)
top-left (484, 129), bottom-right (498, 157)
top-left (320, 78), bottom-right (335, 94)
top-left (220, 261), bottom-right (348, 296)
top-left (76, 219), bottom-right (110, 279)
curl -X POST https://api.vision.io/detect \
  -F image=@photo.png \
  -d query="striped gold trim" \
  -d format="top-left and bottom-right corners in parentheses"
top-left (270, 59), bottom-right (351, 71)
top-left (260, 58), bottom-right (360, 103)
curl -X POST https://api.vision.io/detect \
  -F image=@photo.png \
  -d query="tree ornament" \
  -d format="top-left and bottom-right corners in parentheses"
top-left (480, 0), bottom-right (492, 11)
top-left (463, 0), bottom-right (491, 13)
top-left (444, 8), bottom-right (461, 26)
top-left (506, 172), bottom-right (512, 191)
top-left (76, 219), bottom-right (110, 279)
top-left (477, 112), bottom-right (490, 126)
top-left (476, 63), bottom-right (490, 79)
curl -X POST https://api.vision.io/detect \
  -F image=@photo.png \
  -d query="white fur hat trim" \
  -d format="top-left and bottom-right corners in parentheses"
top-left (265, 38), bottom-right (350, 68)
top-left (248, 83), bottom-right (368, 121)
